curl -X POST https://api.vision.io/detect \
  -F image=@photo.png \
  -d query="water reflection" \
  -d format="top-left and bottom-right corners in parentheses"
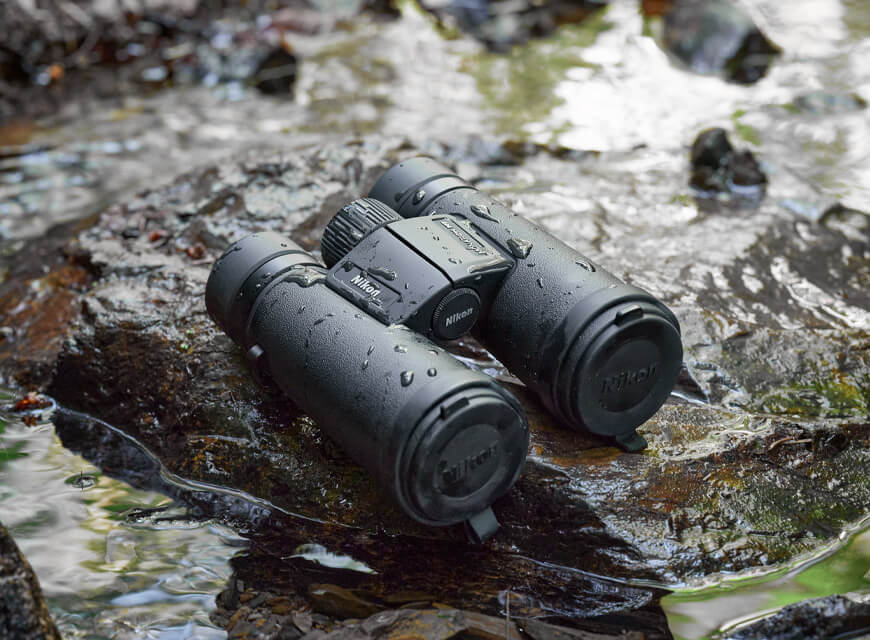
top-left (663, 519), bottom-right (870, 639)
top-left (468, 0), bottom-right (869, 212)
top-left (0, 393), bottom-right (241, 639)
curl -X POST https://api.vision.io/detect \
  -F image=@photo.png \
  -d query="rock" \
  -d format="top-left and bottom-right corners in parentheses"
top-left (418, 0), bottom-right (608, 51)
top-left (790, 91), bottom-right (868, 115)
top-left (0, 139), bottom-right (867, 637)
top-left (689, 127), bottom-right (766, 197)
top-left (0, 0), bottom-right (397, 124)
top-left (309, 585), bottom-right (383, 619)
top-left (522, 618), bottom-right (645, 640)
top-left (662, 0), bottom-right (781, 84)
top-left (301, 608), bottom-right (524, 640)
top-left (721, 593), bottom-right (870, 640)
top-left (0, 522), bottom-right (62, 640)
top-left (253, 48), bottom-right (299, 95)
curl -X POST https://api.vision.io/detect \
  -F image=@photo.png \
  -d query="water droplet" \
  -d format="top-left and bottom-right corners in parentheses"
top-left (369, 266), bottom-right (397, 281)
top-left (298, 306), bottom-right (305, 314)
top-left (400, 370), bottom-right (414, 386)
top-left (280, 243), bottom-right (288, 247)
top-left (394, 191), bottom-right (404, 202)
top-left (506, 237), bottom-right (532, 258)
top-left (470, 204), bottom-right (497, 222)
top-left (428, 349), bottom-right (439, 356)
top-left (413, 190), bottom-right (426, 204)
top-left (427, 368), bottom-right (437, 377)
top-left (404, 283), bottom-right (410, 290)
top-left (394, 345), bottom-right (408, 353)
top-left (575, 260), bottom-right (596, 272)
top-left (448, 257), bottom-right (461, 264)
top-left (362, 359), bottom-right (369, 370)
top-left (536, 277), bottom-right (544, 288)
top-left (255, 283), bottom-right (262, 289)
top-left (342, 261), bottom-right (354, 272)
top-left (367, 345), bottom-right (375, 355)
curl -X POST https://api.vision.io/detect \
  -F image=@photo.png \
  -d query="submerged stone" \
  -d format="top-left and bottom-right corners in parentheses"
top-left (790, 91), bottom-right (868, 116)
top-left (0, 522), bottom-right (61, 640)
top-left (662, 0), bottom-right (781, 84)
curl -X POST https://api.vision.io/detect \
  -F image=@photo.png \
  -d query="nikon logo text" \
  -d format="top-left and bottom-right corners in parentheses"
top-left (440, 443), bottom-right (498, 486)
top-left (601, 363), bottom-right (658, 395)
top-left (445, 308), bottom-right (474, 327)
top-left (350, 274), bottom-right (380, 298)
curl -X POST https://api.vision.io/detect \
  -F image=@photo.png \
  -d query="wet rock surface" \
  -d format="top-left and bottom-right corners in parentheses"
top-left (0, 135), bottom-right (867, 637)
top-left (0, 521), bottom-right (61, 640)
top-left (0, 0), bottom-right (395, 123)
top-left (721, 593), bottom-right (870, 640)
top-left (660, 0), bottom-right (781, 84)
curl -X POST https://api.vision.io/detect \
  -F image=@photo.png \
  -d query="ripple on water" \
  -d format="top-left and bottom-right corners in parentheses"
top-left (0, 392), bottom-right (243, 639)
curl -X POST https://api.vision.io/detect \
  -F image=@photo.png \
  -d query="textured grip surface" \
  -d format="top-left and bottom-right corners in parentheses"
top-left (321, 198), bottom-right (402, 268)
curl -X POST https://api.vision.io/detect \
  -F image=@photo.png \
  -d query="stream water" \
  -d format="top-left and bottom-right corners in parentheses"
top-left (1, 0), bottom-right (869, 638)
top-left (0, 392), bottom-right (240, 639)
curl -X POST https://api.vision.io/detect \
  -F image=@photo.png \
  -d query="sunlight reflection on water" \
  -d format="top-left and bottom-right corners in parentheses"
top-left (0, 394), bottom-right (242, 639)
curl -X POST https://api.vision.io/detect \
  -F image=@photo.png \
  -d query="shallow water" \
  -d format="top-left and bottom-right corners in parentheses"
top-left (663, 521), bottom-right (870, 638)
top-left (1, 0), bottom-right (869, 638)
top-left (0, 392), bottom-right (241, 639)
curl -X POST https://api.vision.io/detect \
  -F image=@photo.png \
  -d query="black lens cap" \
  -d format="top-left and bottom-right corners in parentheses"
top-left (431, 288), bottom-right (481, 340)
top-left (563, 301), bottom-right (682, 443)
top-left (398, 385), bottom-right (528, 526)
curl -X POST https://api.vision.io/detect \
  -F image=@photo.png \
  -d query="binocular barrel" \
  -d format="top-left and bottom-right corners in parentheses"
top-left (369, 158), bottom-right (683, 451)
top-left (205, 233), bottom-right (529, 540)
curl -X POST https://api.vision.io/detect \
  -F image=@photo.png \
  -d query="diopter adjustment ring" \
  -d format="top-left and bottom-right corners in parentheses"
top-left (321, 198), bottom-right (402, 268)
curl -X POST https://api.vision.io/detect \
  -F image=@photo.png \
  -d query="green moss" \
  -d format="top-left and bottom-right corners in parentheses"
top-left (731, 109), bottom-right (761, 146)
top-left (669, 193), bottom-right (694, 206)
top-left (757, 376), bottom-right (867, 418)
top-left (468, 7), bottom-right (612, 140)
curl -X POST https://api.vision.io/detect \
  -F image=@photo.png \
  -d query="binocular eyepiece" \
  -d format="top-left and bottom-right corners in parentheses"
top-left (205, 233), bottom-right (529, 542)
top-left (205, 158), bottom-right (683, 540)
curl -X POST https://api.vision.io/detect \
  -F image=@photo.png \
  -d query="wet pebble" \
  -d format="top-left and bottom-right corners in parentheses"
top-left (662, 0), bottom-right (780, 84)
top-left (689, 127), bottom-right (766, 196)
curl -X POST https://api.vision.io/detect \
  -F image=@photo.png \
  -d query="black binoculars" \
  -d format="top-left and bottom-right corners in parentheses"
top-left (205, 158), bottom-right (682, 540)
top-left (205, 231), bottom-right (529, 542)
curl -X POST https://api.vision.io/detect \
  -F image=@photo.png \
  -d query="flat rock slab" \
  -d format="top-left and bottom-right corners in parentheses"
top-left (722, 593), bottom-right (870, 640)
top-left (0, 138), bottom-right (868, 632)
top-left (0, 522), bottom-right (61, 640)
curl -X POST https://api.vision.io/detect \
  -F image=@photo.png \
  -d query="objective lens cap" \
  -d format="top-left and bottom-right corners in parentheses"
top-left (401, 386), bottom-right (528, 525)
top-left (568, 302), bottom-right (682, 440)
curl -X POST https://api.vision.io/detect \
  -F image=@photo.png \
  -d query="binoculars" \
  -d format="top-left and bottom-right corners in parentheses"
top-left (205, 158), bottom-right (683, 541)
